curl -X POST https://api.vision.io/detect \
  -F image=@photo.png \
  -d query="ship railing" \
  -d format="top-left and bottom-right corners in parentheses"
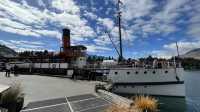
top-left (85, 61), bottom-right (182, 69)
top-left (97, 89), bottom-right (133, 107)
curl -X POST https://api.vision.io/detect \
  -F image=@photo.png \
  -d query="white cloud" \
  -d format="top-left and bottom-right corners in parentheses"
top-left (84, 11), bottom-right (98, 20)
top-left (0, 40), bottom-right (50, 52)
top-left (109, 26), bottom-right (136, 42)
top-left (98, 18), bottom-right (114, 30)
top-left (149, 40), bottom-right (200, 59)
top-left (151, 50), bottom-right (173, 59)
top-left (187, 24), bottom-right (200, 39)
top-left (117, 0), bottom-right (191, 38)
top-left (0, 0), bottom-right (199, 56)
top-left (93, 35), bottom-right (111, 46)
top-left (51, 0), bottom-right (80, 14)
top-left (86, 44), bottom-right (112, 53)
top-left (164, 41), bottom-right (200, 54)
top-left (164, 0), bottom-right (189, 14)
top-left (0, 0), bottom-right (95, 42)
top-left (38, 0), bottom-right (46, 7)
top-left (187, 0), bottom-right (200, 39)
top-left (121, 0), bottom-right (155, 20)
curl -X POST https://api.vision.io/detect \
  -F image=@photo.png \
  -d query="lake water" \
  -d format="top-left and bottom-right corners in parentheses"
top-left (0, 71), bottom-right (200, 112)
top-left (185, 71), bottom-right (200, 112)
top-left (134, 71), bottom-right (200, 112)
top-left (156, 71), bottom-right (200, 112)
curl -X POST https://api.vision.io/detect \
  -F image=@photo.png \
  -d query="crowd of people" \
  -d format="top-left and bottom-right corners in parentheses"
top-left (4, 63), bottom-right (18, 77)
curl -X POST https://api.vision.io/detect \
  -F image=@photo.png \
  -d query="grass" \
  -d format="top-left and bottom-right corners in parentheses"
top-left (106, 104), bottom-right (140, 112)
top-left (106, 95), bottom-right (158, 112)
top-left (133, 95), bottom-right (158, 112)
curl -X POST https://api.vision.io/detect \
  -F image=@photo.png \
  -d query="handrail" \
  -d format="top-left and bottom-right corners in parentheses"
top-left (97, 89), bottom-right (132, 107)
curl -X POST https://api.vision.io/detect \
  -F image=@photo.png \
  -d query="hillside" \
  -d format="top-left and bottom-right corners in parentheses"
top-left (182, 48), bottom-right (200, 59)
top-left (0, 44), bottom-right (17, 57)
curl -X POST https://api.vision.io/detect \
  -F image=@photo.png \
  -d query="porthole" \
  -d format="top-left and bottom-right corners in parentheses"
top-left (152, 71), bottom-right (156, 74)
top-left (144, 71), bottom-right (147, 74)
top-left (127, 72), bottom-right (130, 75)
top-left (115, 72), bottom-right (118, 75)
top-left (165, 71), bottom-right (168, 74)
top-left (135, 71), bottom-right (138, 74)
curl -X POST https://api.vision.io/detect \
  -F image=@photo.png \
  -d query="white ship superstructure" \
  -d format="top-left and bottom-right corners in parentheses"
top-left (105, 65), bottom-right (185, 97)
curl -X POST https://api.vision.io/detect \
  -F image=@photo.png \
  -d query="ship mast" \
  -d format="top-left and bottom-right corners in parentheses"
top-left (176, 42), bottom-right (180, 57)
top-left (117, 0), bottom-right (123, 62)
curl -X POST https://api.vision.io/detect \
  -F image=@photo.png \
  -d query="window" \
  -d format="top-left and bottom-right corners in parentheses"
top-left (106, 72), bottom-right (109, 74)
top-left (115, 72), bottom-right (118, 75)
top-left (127, 72), bottom-right (130, 75)
top-left (135, 71), bottom-right (138, 74)
top-left (152, 71), bottom-right (156, 74)
top-left (144, 71), bottom-right (147, 74)
top-left (165, 71), bottom-right (168, 74)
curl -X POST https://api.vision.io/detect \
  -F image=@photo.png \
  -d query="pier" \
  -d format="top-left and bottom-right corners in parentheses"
top-left (0, 72), bottom-right (132, 112)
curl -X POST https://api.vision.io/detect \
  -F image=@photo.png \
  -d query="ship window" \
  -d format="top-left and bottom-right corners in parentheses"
top-left (144, 85), bottom-right (147, 88)
top-left (165, 71), bottom-right (168, 74)
top-left (135, 71), bottom-right (138, 74)
top-left (115, 72), bottom-right (118, 75)
top-left (144, 71), bottom-right (147, 74)
top-left (106, 72), bottom-right (109, 74)
top-left (153, 71), bottom-right (156, 74)
top-left (127, 72), bottom-right (130, 75)
top-left (131, 85), bottom-right (135, 88)
top-left (123, 85), bottom-right (127, 88)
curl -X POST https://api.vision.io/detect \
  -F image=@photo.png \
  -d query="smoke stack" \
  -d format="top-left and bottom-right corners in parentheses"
top-left (62, 28), bottom-right (70, 51)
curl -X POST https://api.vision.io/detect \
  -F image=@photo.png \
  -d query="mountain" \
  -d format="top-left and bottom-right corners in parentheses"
top-left (182, 48), bottom-right (200, 59)
top-left (0, 44), bottom-right (17, 57)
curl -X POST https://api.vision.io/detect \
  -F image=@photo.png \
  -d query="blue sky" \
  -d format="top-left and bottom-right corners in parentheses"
top-left (0, 0), bottom-right (199, 59)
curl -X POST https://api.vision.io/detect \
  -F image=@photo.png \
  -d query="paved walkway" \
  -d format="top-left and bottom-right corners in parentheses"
top-left (0, 72), bottom-right (99, 105)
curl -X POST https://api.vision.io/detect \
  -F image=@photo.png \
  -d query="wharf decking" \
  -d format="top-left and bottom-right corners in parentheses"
top-left (0, 72), bottom-right (101, 105)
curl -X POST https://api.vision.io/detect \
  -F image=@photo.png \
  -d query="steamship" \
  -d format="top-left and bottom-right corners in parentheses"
top-left (102, 0), bottom-right (185, 97)
top-left (6, 29), bottom-right (87, 77)
top-left (104, 63), bottom-right (185, 97)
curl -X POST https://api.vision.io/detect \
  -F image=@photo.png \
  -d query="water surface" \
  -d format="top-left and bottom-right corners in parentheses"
top-left (185, 71), bottom-right (200, 112)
